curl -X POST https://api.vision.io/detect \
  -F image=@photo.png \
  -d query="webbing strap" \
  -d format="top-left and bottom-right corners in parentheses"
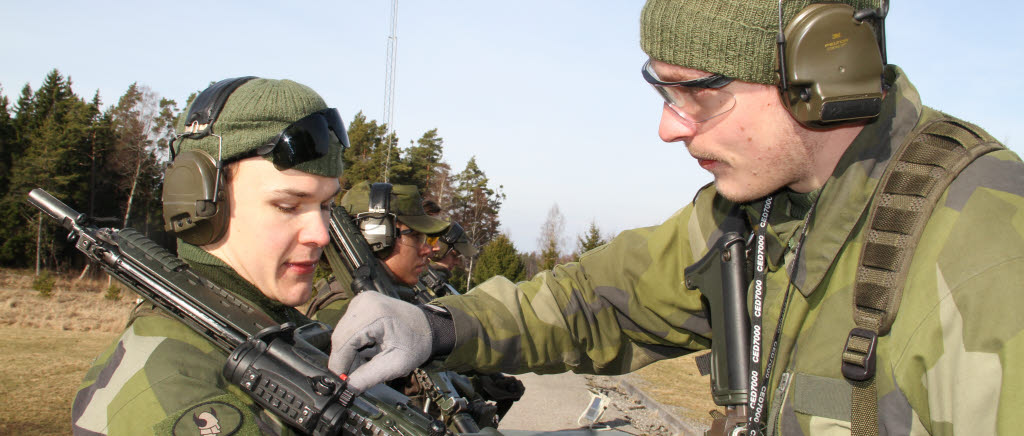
top-left (852, 117), bottom-right (1001, 335)
top-left (845, 114), bottom-right (1002, 436)
top-left (850, 380), bottom-right (878, 436)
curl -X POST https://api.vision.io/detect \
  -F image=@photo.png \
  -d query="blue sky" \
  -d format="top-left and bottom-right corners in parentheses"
top-left (3, 1), bottom-right (1021, 252)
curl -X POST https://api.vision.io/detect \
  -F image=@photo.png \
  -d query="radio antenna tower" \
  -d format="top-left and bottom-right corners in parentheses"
top-left (382, 0), bottom-right (399, 182)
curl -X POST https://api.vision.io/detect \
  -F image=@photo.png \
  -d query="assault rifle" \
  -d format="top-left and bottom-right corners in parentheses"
top-left (321, 205), bottom-right (412, 301)
top-left (312, 206), bottom-right (522, 432)
top-left (684, 219), bottom-right (752, 436)
top-left (414, 267), bottom-right (461, 304)
top-left (28, 189), bottom-right (456, 436)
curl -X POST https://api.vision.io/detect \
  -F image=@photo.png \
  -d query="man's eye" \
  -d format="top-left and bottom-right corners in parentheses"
top-left (276, 204), bottom-right (298, 213)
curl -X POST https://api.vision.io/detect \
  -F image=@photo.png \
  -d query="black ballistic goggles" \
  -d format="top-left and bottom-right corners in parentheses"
top-left (432, 222), bottom-right (466, 259)
top-left (249, 108), bottom-right (349, 168)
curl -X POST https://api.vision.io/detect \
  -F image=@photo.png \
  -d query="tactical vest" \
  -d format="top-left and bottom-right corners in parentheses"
top-left (694, 110), bottom-right (1004, 435)
top-left (843, 111), bottom-right (1003, 436)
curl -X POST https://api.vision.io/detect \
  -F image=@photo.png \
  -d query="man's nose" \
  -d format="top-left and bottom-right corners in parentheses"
top-left (302, 210), bottom-right (331, 247)
top-left (418, 240), bottom-right (434, 256)
top-left (658, 103), bottom-right (698, 143)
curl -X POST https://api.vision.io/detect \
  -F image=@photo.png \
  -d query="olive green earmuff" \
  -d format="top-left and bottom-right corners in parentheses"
top-left (777, 1), bottom-right (887, 126)
top-left (162, 149), bottom-right (228, 245)
top-left (356, 183), bottom-right (397, 254)
top-left (161, 76), bottom-right (255, 246)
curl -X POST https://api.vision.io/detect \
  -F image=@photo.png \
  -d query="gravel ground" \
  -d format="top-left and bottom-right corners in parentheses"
top-left (584, 376), bottom-right (673, 436)
top-left (586, 375), bottom-right (709, 436)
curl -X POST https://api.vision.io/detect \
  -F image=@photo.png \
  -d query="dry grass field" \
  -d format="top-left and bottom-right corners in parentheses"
top-left (0, 268), bottom-right (135, 435)
top-left (631, 356), bottom-right (717, 428)
top-left (0, 267), bottom-right (717, 434)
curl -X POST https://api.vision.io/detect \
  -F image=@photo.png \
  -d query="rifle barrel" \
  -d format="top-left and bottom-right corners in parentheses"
top-left (28, 188), bottom-right (84, 229)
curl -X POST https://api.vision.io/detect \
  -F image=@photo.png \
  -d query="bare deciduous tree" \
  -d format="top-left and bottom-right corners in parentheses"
top-left (537, 203), bottom-right (566, 271)
top-left (108, 84), bottom-right (176, 228)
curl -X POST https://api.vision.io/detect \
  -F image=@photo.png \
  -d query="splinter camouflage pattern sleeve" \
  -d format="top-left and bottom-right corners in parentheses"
top-left (71, 244), bottom-right (301, 436)
top-left (434, 66), bottom-right (1024, 435)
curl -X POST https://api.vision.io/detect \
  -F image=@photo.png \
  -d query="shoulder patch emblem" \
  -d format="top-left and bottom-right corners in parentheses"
top-left (172, 401), bottom-right (243, 436)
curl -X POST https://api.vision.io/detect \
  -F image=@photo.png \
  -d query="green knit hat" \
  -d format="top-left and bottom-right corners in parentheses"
top-left (341, 181), bottom-right (450, 235)
top-left (175, 78), bottom-right (344, 177)
top-left (640, 0), bottom-right (878, 85)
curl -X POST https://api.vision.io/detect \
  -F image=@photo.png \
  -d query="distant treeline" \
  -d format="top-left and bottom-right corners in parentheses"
top-left (0, 69), bottom-right (508, 286)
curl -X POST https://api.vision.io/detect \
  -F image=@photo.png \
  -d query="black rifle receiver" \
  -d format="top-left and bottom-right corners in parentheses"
top-left (414, 267), bottom-right (461, 304)
top-left (684, 228), bottom-right (752, 436)
top-left (28, 189), bottom-right (445, 436)
top-left (325, 205), bottom-right (413, 300)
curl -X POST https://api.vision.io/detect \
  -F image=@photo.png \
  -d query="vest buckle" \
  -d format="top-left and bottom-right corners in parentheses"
top-left (841, 328), bottom-right (877, 381)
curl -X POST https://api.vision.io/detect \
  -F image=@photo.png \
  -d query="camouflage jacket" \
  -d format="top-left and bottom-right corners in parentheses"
top-left (434, 66), bottom-right (1023, 435)
top-left (71, 243), bottom-right (310, 436)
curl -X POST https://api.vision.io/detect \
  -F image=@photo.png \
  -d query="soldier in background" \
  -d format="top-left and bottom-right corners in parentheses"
top-left (305, 182), bottom-right (448, 326)
top-left (327, 0), bottom-right (1024, 434)
top-left (307, 189), bottom-right (522, 426)
top-left (417, 199), bottom-right (478, 299)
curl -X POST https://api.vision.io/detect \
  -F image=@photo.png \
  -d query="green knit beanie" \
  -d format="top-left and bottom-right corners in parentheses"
top-left (175, 78), bottom-right (344, 178)
top-left (640, 0), bottom-right (878, 85)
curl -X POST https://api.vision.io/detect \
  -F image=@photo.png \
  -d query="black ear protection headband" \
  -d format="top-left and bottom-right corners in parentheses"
top-left (161, 76), bottom-right (256, 246)
top-left (356, 183), bottom-right (397, 254)
top-left (776, 0), bottom-right (888, 126)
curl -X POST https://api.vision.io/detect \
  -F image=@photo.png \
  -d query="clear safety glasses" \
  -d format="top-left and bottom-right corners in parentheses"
top-left (250, 108), bottom-right (349, 168)
top-left (642, 59), bottom-right (737, 124)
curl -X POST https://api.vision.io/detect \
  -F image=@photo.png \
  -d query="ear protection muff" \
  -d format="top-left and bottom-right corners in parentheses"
top-left (777, 1), bottom-right (887, 126)
top-left (161, 76), bottom-right (256, 246)
top-left (356, 183), bottom-right (397, 253)
top-left (162, 149), bottom-right (228, 245)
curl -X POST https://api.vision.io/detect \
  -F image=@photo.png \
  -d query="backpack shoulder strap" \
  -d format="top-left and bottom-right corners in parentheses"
top-left (844, 111), bottom-right (1003, 435)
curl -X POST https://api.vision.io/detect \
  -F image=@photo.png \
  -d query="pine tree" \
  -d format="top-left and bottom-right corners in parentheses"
top-left (450, 157), bottom-right (504, 246)
top-left (0, 84), bottom-right (15, 195)
top-left (341, 111), bottom-right (405, 188)
top-left (83, 91), bottom-right (116, 218)
top-left (574, 220), bottom-right (606, 259)
top-left (445, 157), bottom-right (503, 285)
top-left (0, 70), bottom-right (94, 267)
top-left (402, 128), bottom-right (447, 193)
top-left (472, 233), bottom-right (526, 286)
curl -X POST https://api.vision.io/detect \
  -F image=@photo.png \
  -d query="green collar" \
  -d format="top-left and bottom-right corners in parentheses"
top-left (177, 241), bottom-right (310, 325)
top-left (740, 188), bottom-right (821, 274)
top-left (786, 65), bottom-right (923, 297)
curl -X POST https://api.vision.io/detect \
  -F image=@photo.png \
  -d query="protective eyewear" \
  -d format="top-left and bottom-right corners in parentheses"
top-left (248, 108), bottom-right (349, 168)
top-left (642, 59), bottom-right (736, 124)
top-left (398, 228), bottom-right (439, 247)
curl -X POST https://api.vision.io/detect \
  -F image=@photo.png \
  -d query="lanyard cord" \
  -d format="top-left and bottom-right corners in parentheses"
top-left (747, 197), bottom-right (817, 436)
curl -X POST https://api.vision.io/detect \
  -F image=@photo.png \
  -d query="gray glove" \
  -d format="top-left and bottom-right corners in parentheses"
top-left (327, 291), bottom-right (433, 393)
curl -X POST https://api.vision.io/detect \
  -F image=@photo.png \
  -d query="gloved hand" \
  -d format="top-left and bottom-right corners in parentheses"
top-left (327, 291), bottom-right (434, 392)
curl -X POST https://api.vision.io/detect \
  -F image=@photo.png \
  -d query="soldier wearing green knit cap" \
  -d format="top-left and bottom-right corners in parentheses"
top-left (72, 77), bottom-right (346, 435)
top-left (330, 1), bottom-right (1024, 435)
